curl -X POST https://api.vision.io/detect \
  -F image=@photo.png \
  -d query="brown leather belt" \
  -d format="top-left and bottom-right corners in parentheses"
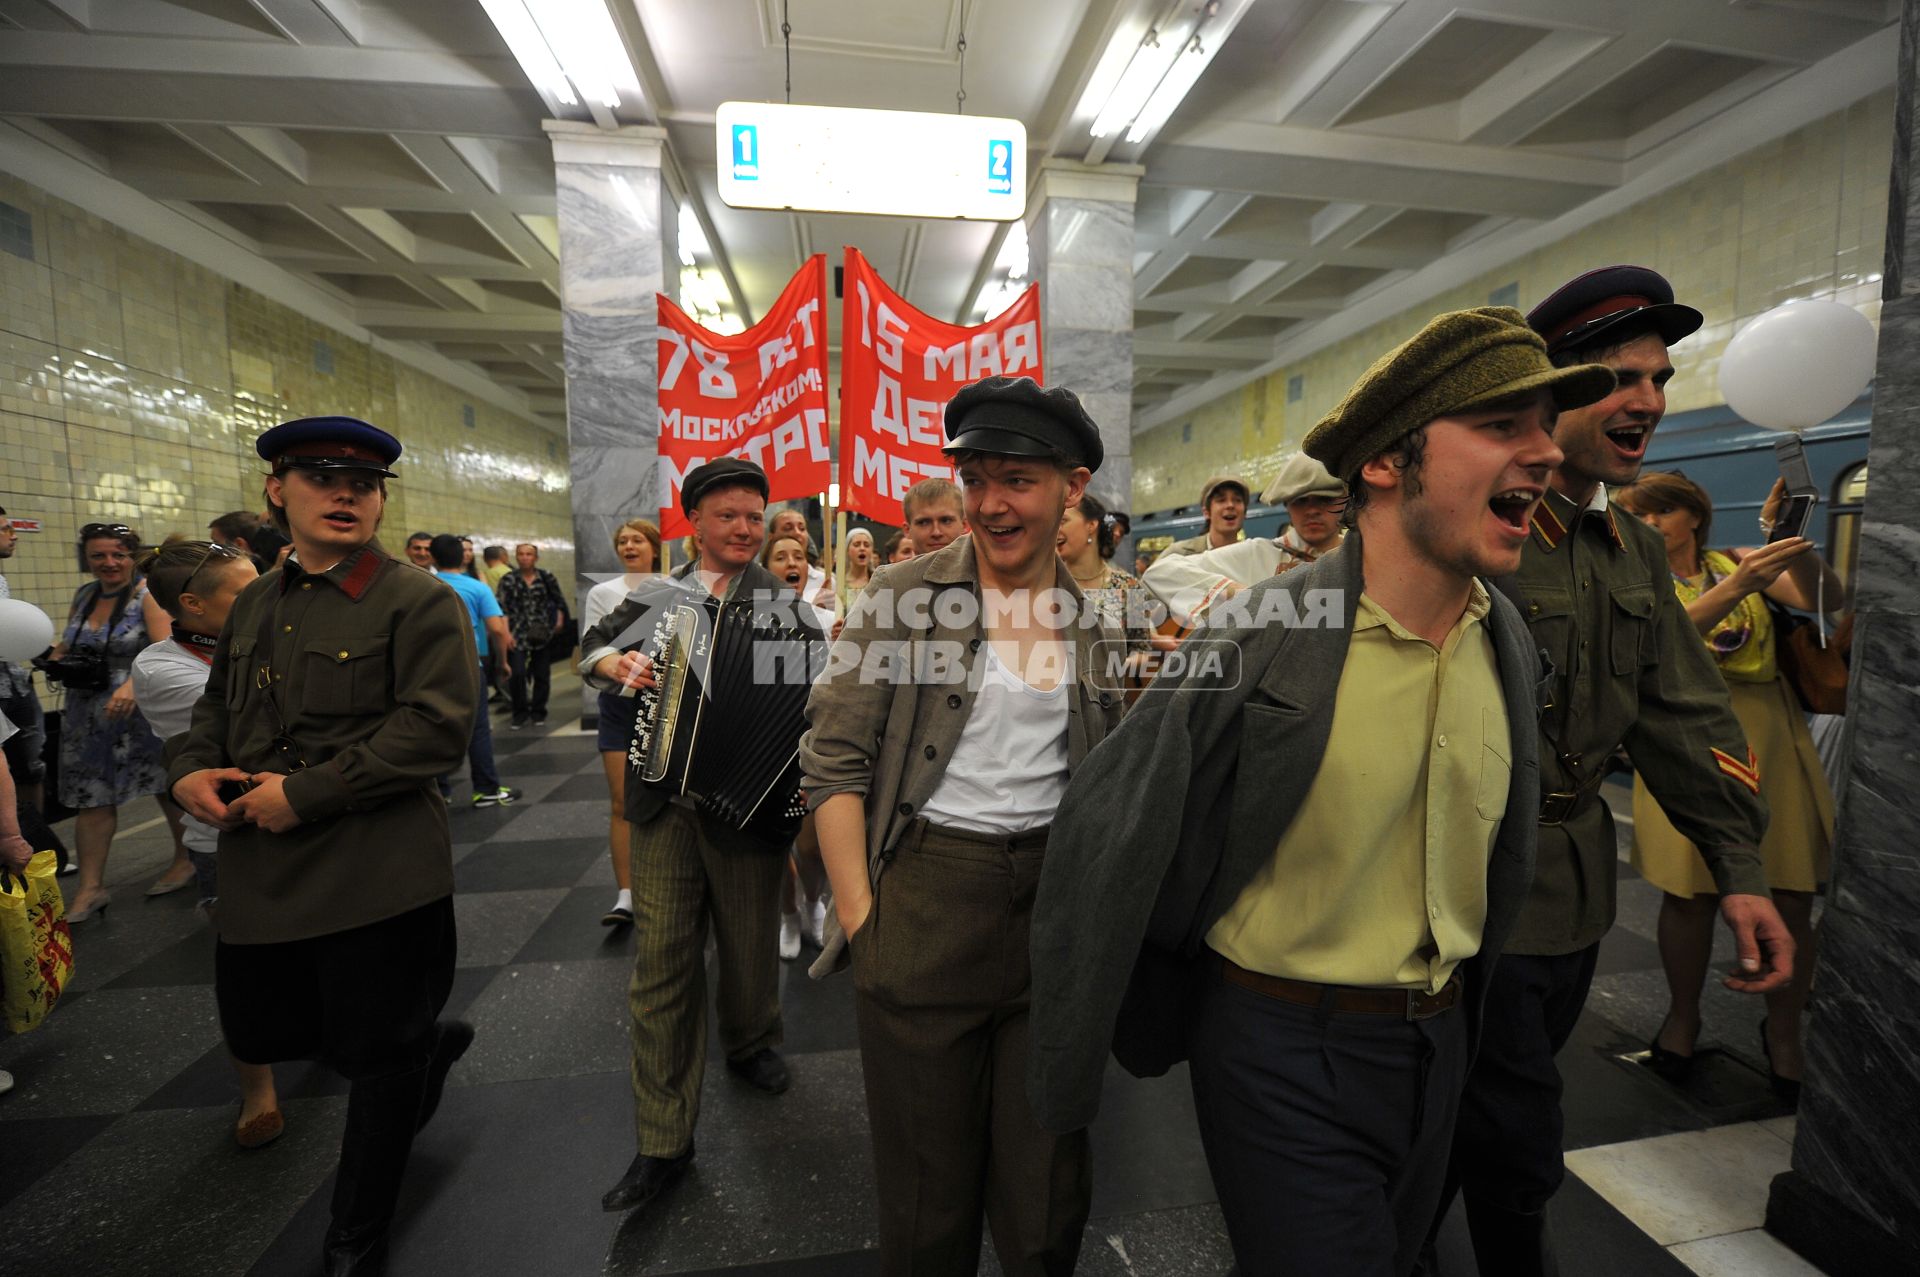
top-left (1221, 958), bottom-right (1463, 1021)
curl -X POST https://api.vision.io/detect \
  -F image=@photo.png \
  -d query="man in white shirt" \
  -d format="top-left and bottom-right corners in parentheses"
top-left (801, 376), bottom-right (1127, 1275)
top-left (1143, 453), bottom-right (1347, 627)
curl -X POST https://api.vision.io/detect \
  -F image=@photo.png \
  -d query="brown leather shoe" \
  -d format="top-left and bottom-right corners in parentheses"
top-left (235, 1108), bottom-right (286, 1149)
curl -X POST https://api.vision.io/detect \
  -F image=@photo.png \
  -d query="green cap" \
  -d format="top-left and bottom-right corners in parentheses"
top-left (1303, 306), bottom-right (1616, 482)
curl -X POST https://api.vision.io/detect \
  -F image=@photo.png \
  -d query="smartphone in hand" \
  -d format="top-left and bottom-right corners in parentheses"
top-left (1767, 494), bottom-right (1816, 543)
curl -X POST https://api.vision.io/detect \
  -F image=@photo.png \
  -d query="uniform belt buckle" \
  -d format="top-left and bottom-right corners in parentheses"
top-left (1539, 790), bottom-right (1579, 826)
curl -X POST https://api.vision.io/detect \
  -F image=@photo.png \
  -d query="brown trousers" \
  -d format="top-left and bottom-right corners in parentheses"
top-left (627, 802), bottom-right (785, 1155)
top-left (851, 820), bottom-right (1091, 1277)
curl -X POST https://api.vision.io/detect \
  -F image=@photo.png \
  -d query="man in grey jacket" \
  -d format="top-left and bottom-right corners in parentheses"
top-left (802, 376), bottom-right (1126, 1276)
top-left (1033, 307), bottom-right (1617, 1277)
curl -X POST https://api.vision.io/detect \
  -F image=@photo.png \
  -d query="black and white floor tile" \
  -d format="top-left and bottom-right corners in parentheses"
top-left (0, 685), bottom-right (1820, 1275)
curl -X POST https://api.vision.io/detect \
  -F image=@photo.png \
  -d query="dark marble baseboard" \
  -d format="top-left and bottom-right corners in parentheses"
top-left (1766, 1170), bottom-right (1920, 1276)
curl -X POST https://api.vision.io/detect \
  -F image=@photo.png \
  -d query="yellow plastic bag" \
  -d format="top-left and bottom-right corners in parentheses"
top-left (1, 850), bottom-right (73, 1033)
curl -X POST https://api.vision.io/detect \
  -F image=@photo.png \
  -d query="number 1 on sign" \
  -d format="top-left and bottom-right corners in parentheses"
top-left (733, 125), bottom-right (759, 180)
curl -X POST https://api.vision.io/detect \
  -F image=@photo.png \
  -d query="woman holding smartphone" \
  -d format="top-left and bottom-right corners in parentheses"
top-left (1616, 472), bottom-right (1846, 1105)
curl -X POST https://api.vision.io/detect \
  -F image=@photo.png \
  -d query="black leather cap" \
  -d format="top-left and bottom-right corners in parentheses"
top-left (680, 456), bottom-right (769, 514)
top-left (942, 376), bottom-right (1103, 473)
top-left (1527, 265), bottom-right (1703, 358)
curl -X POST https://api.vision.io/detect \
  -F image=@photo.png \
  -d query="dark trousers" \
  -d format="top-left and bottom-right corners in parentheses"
top-left (852, 821), bottom-right (1090, 1277)
top-left (1437, 944), bottom-right (1599, 1275)
top-left (508, 642), bottom-right (550, 719)
top-left (627, 804), bottom-right (784, 1155)
top-left (215, 897), bottom-right (457, 1246)
top-left (1188, 961), bottom-right (1471, 1277)
top-left (440, 662), bottom-right (501, 796)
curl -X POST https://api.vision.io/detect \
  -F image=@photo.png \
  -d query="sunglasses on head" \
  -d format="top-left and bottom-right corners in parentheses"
top-left (182, 541), bottom-right (241, 594)
top-left (78, 522), bottom-right (134, 542)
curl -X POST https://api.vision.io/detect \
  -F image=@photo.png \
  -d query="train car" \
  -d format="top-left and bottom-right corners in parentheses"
top-left (1132, 394), bottom-right (1872, 590)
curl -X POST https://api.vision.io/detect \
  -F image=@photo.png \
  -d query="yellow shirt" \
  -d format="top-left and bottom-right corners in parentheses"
top-left (1207, 584), bottom-right (1510, 992)
top-left (1676, 550), bottom-right (1776, 684)
top-left (483, 562), bottom-right (510, 592)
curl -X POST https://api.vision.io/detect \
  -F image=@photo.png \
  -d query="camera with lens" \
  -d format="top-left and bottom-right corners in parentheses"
top-left (32, 652), bottom-right (110, 692)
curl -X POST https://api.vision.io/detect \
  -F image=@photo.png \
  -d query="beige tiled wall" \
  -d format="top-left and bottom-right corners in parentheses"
top-left (0, 173), bottom-right (572, 653)
top-left (1134, 92), bottom-right (1895, 515)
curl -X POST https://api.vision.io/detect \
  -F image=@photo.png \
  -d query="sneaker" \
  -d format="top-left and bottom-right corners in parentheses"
top-left (779, 912), bottom-right (801, 961)
top-left (805, 898), bottom-right (828, 949)
top-left (472, 787), bottom-right (521, 808)
top-left (509, 716), bottom-right (529, 730)
top-left (533, 712), bottom-right (549, 726)
top-left (0, 1068), bottom-right (13, 1096)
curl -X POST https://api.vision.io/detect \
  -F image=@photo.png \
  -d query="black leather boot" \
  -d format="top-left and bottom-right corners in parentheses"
top-left (324, 1065), bottom-right (430, 1276)
top-left (1463, 1197), bottom-right (1560, 1277)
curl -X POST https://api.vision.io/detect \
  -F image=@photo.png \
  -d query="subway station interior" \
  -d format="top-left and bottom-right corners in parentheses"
top-left (2, 1), bottom-right (1919, 1275)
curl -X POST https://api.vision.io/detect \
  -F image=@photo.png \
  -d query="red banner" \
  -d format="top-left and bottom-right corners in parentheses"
top-left (657, 254), bottom-right (831, 537)
top-left (838, 247), bottom-right (1043, 524)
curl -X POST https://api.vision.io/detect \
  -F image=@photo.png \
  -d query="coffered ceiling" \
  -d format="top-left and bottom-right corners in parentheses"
top-left (0, 0), bottom-right (1901, 437)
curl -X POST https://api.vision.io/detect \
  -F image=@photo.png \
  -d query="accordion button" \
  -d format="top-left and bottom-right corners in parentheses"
top-left (946, 693), bottom-right (963, 709)
top-left (923, 745), bottom-right (937, 760)
top-left (969, 638), bottom-right (981, 652)
top-left (898, 801), bottom-right (914, 816)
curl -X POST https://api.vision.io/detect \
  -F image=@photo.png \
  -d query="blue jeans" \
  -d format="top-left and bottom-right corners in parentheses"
top-left (439, 662), bottom-right (501, 796)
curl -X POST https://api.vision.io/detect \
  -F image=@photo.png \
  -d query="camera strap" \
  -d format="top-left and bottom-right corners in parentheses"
top-left (250, 591), bottom-right (309, 771)
top-left (64, 582), bottom-right (133, 654)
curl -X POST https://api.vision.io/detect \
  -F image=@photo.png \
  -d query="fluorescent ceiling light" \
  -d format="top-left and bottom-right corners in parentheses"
top-left (994, 221), bottom-right (1029, 280)
top-left (677, 203), bottom-right (711, 265)
top-left (480, 0), bottom-right (641, 115)
top-left (1085, 0), bottom-right (1252, 147)
top-left (478, 0), bottom-right (576, 107)
top-left (1088, 29), bottom-right (1180, 140)
top-left (1128, 33), bottom-right (1216, 142)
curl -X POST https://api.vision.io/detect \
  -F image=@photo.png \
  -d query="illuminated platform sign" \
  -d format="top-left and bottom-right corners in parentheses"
top-left (716, 102), bottom-right (1026, 221)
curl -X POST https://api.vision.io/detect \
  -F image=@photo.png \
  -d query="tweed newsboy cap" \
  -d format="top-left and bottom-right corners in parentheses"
top-left (1303, 306), bottom-right (1616, 482)
top-left (1261, 452), bottom-right (1344, 506)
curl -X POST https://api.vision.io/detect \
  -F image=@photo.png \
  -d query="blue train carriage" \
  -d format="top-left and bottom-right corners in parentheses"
top-left (1131, 395), bottom-right (1871, 600)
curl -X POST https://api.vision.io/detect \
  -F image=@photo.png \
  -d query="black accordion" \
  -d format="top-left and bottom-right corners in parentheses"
top-left (628, 596), bottom-right (816, 844)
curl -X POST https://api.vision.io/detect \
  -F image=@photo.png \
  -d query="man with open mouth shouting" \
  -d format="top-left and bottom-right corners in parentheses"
top-left (1030, 307), bottom-right (1609, 1277)
top-left (1435, 267), bottom-right (1792, 1276)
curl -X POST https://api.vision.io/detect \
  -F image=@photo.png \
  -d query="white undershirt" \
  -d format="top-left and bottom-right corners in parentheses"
top-left (918, 641), bottom-right (1071, 836)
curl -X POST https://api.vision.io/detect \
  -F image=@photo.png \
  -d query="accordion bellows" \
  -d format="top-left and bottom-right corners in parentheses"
top-left (630, 597), bottom-right (815, 844)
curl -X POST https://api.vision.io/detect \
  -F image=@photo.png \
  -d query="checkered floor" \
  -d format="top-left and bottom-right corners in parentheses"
top-left (1, 681), bottom-right (1798, 1275)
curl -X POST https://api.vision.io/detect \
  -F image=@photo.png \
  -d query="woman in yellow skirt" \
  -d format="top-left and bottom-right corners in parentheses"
top-left (1616, 472), bottom-right (1845, 1104)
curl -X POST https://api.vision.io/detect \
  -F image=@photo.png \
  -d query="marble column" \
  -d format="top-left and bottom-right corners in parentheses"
top-left (543, 121), bottom-right (675, 724)
top-left (1028, 161), bottom-right (1141, 561)
top-left (1765, 3), bottom-right (1920, 1269)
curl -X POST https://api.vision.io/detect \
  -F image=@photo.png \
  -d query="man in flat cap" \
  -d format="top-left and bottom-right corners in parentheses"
top-left (1032, 308), bottom-right (1616, 1276)
top-left (1154, 472), bottom-right (1249, 563)
top-left (581, 455), bottom-right (824, 1217)
top-left (1143, 451), bottom-right (1348, 627)
top-left (169, 415), bottom-right (480, 1275)
top-left (1435, 267), bottom-right (1790, 1276)
top-left (801, 375), bottom-right (1127, 1274)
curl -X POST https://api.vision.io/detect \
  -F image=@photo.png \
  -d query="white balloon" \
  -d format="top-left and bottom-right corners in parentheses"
top-left (1718, 299), bottom-right (1878, 431)
top-left (0, 599), bottom-right (54, 663)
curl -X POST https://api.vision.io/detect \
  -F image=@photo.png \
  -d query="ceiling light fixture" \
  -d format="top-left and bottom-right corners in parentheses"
top-left (479, 0), bottom-right (643, 119)
top-left (1080, 0), bottom-right (1253, 152)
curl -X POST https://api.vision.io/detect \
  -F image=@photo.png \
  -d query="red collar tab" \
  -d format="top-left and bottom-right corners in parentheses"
top-left (280, 547), bottom-right (386, 601)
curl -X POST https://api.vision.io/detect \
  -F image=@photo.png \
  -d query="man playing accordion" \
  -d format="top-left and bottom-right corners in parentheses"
top-left (580, 457), bottom-right (826, 1217)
